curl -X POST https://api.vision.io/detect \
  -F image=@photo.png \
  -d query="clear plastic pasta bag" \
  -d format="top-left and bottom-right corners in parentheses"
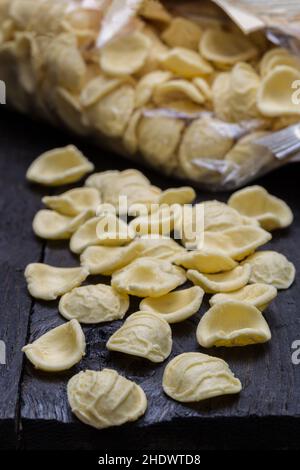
top-left (1, 0), bottom-right (300, 190)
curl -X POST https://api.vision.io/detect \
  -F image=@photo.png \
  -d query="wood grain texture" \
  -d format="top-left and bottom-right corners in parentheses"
top-left (1, 108), bottom-right (300, 449)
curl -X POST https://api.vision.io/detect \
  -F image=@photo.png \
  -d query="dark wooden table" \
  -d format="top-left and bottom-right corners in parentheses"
top-left (0, 107), bottom-right (299, 450)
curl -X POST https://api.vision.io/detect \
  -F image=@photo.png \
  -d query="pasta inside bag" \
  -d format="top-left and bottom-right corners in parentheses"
top-left (1, 0), bottom-right (300, 190)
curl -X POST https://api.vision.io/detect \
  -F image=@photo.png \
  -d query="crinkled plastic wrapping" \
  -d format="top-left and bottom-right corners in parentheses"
top-left (0, 0), bottom-right (300, 190)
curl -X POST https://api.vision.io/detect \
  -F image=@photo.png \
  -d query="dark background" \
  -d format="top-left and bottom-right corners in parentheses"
top-left (0, 107), bottom-right (299, 450)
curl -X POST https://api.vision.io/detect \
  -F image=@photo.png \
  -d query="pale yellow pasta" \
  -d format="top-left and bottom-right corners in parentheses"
top-left (212, 71), bottom-right (232, 121)
top-left (161, 17), bottom-right (202, 51)
top-left (42, 188), bottom-right (101, 216)
top-left (162, 352), bottom-right (242, 402)
top-left (158, 187), bottom-right (196, 205)
top-left (32, 209), bottom-right (93, 240)
top-left (96, 212), bottom-right (135, 246)
top-left (187, 263), bottom-right (252, 293)
top-left (122, 109), bottom-right (143, 155)
top-left (80, 75), bottom-right (128, 107)
top-left (140, 286), bottom-right (204, 323)
top-left (200, 28), bottom-right (258, 66)
top-left (258, 65), bottom-right (300, 117)
top-left (241, 251), bottom-right (296, 289)
top-left (192, 77), bottom-right (213, 101)
top-left (134, 236), bottom-right (185, 261)
top-left (135, 70), bottom-right (172, 107)
top-left (227, 62), bottom-right (261, 121)
top-left (107, 311), bottom-right (172, 363)
top-left (45, 33), bottom-right (86, 93)
top-left (26, 145), bottom-right (94, 186)
top-left (68, 369), bottom-right (147, 429)
top-left (178, 117), bottom-right (234, 180)
top-left (203, 200), bottom-right (259, 232)
top-left (160, 47), bottom-right (213, 78)
top-left (54, 87), bottom-right (88, 136)
top-left (259, 47), bottom-right (300, 77)
top-left (138, 115), bottom-right (184, 170)
top-left (24, 263), bottom-right (89, 300)
top-left (59, 284), bottom-right (129, 324)
top-left (174, 249), bottom-right (237, 274)
top-left (111, 257), bottom-right (186, 298)
top-left (84, 84), bottom-right (135, 138)
top-left (202, 226), bottom-right (272, 261)
top-left (153, 79), bottom-right (205, 105)
top-left (22, 319), bottom-right (86, 371)
top-left (139, 0), bottom-right (171, 24)
top-left (228, 186), bottom-right (293, 231)
top-left (80, 241), bottom-right (144, 276)
top-left (130, 204), bottom-right (182, 236)
top-left (70, 216), bottom-right (103, 254)
top-left (100, 31), bottom-right (151, 76)
top-left (196, 301), bottom-right (271, 347)
top-left (209, 283), bottom-right (277, 311)
top-left (84, 170), bottom-right (120, 193)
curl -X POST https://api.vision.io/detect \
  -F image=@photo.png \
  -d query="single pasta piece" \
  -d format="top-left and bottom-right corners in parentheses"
top-left (187, 264), bottom-right (252, 293)
top-left (160, 47), bottom-right (213, 78)
top-left (68, 369), bottom-right (147, 429)
top-left (162, 352), bottom-right (242, 402)
top-left (161, 17), bottom-right (203, 51)
top-left (24, 263), bottom-right (89, 300)
top-left (32, 209), bottom-right (93, 240)
top-left (99, 31), bottom-right (151, 76)
top-left (158, 186), bottom-right (196, 205)
top-left (42, 187), bottom-right (101, 216)
top-left (107, 311), bottom-right (172, 363)
top-left (26, 145), bottom-right (94, 186)
top-left (140, 286), bottom-right (204, 323)
top-left (59, 284), bottom-right (129, 324)
top-left (22, 319), bottom-right (85, 371)
top-left (135, 70), bottom-right (172, 107)
top-left (111, 257), bottom-right (186, 297)
top-left (174, 249), bottom-right (237, 274)
top-left (257, 65), bottom-right (300, 117)
top-left (241, 251), bottom-right (296, 289)
top-left (200, 28), bottom-right (258, 66)
top-left (228, 186), bottom-right (293, 231)
top-left (196, 301), bottom-right (271, 347)
top-left (95, 212), bottom-right (135, 246)
top-left (202, 226), bottom-right (272, 261)
top-left (209, 283), bottom-right (277, 311)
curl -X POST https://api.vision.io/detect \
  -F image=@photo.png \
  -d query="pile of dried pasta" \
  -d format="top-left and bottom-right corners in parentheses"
top-left (1, 0), bottom-right (300, 189)
top-left (22, 145), bottom-right (296, 429)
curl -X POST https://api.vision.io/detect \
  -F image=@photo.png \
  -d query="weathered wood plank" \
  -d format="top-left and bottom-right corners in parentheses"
top-left (0, 108), bottom-right (46, 448)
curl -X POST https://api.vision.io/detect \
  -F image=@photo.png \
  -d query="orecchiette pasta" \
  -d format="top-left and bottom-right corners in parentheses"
top-left (209, 283), bottom-right (278, 311)
top-left (202, 226), bottom-right (272, 261)
top-left (160, 47), bottom-right (213, 78)
top-left (135, 70), bottom-right (172, 107)
top-left (99, 31), bottom-right (151, 76)
top-left (22, 319), bottom-right (86, 371)
top-left (187, 264), bottom-right (252, 293)
top-left (68, 369), bottom-right (147, 429)
top-left (70, 216), bottom-right (103, 254)
top-left (24, 263), bottom-right (89, 300)
top-left (42, 187), bottom-right (101, 216)
top-left (196, 301), bottom-right (272, 347)
top-left (139, 286), bottom-right (204, 323)
top-left (241, 251), bottom-right (296, 289)
top-left (158, 186), bottom-right (196, 205)
top-left (26, 145), bottom-right (94, 186)
top-left (162, 352), bottom-right (242, 402)
top-left (59, 284), bottom-right (129, 324)
top-left (174, 249), bottom-right (237, 274)
top-left (96, 212), bottom-right (135, 246)
top-left (161, 17), bottom-right (202, 51)
top-left (80, 241), bottom-right (144, 276)
top-left (32, 209), bottom-right (93, 240)
top-left (107, 311), bottom-right (172, 363)
top-left (200, 28), bottom-right (258, 66)
top-left (228, 186), bottom-right (294, 231)
top-left (111, 257), bottom-right (186, 297)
